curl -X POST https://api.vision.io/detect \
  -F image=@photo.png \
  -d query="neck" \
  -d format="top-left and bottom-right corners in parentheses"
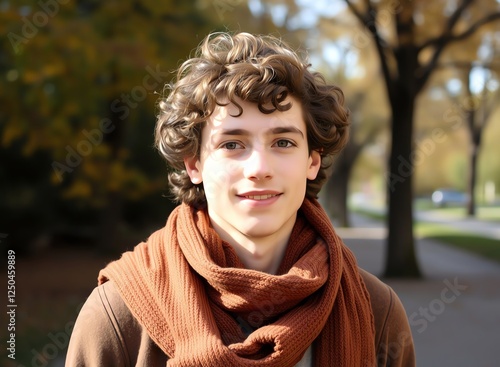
top-left (210, 215), bottom-right (296, 274)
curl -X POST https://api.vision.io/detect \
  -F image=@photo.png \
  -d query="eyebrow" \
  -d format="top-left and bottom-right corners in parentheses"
top-left (220, 126), bottom-right (305, 139)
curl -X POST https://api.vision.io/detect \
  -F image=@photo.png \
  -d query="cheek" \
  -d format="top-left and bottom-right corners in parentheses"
top-left (201, 160), bottom-right (240, 197)
top-left (207, 159), bottom-right (241, 180)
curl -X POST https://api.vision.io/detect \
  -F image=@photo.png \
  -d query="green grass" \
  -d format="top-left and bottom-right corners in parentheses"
top-left (351, 207), bottom-right (386, 221)
top-left (350, 206), bottom-right (500, 263)
top-left (414, 198), bottom-right (500, 221)
top-left (422, 206), bottom-right (500, 221)
top-left (415, 222), bottom-right (500, 263)
top-left (473, 206), bottom-right (500, 221)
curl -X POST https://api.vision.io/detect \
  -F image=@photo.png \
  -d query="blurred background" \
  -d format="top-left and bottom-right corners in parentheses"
top-left (1, 0), bottom-right (499, 366)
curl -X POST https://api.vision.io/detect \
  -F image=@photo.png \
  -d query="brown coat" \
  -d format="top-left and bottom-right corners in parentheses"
top-left (66, 268), bottom-right (415, 366)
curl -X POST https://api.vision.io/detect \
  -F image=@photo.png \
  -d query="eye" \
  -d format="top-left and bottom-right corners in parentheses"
top-left (273, 139), bottom-right (294, 148)
top-left (221, 141), bottom-right (243, 150)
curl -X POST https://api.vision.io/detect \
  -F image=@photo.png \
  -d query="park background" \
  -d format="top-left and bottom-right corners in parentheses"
top-left (1, 0), bottom-right (500, 366)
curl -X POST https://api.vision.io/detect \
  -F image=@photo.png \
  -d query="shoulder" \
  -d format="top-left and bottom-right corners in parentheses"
top-left (67, 281), bottom-right (167, 366)
top-left (358, 268), bottom-right (398, 338)
top-left (358, 268), bottom-right (416, 367)
top-left (66, 282), bottom-right (130, 366)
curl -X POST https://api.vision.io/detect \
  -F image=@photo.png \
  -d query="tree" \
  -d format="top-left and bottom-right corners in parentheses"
top-left (442, 59), bottom-right (500, 216)
top-left (323, 91), bottom-right (385, 226)
top-left (327, 33), bottom-right (388, 227)
top-left (0, 0), bottom-right (288, 254)
top-left (240, 5), bottom-right (390, 227)
top-left (308, 40), bottom-right (384, 227)
top-left (324, 93), bottom-right (366, 227)
top-left (0, 0), bottom-right (223, 253)
top-left (191, 0), bottom-right (500, 276)
top-left (343, 0), bottom-right (500, 277)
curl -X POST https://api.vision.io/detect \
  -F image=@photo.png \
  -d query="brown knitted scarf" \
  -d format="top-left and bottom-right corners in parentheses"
top-left (98, 198), bottom-right (375, 366)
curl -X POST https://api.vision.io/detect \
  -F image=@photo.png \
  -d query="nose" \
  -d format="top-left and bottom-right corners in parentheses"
top-left (243, 148), bottom-right (273, 180)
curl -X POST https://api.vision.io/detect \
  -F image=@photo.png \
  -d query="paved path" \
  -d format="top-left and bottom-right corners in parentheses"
top-left (337, 214), bottom-right (500, 367)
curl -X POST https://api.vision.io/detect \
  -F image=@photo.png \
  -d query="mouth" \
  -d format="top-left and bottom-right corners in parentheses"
top-left (242, 194), bottom-right (280, 201)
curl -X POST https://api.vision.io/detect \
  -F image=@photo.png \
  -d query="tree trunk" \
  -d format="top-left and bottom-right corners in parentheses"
top-left (384, 97), bottom-right (421, 277)
top-left (384, 42), bottom-right (421, 277)
top-left (465, 68), bottom-right (478, 217)
top-left (467, 144), bottom-right (478, 216)
top-left (324, 166), bottom-right (351, 227)
top-left (343, 0), bottom-right (499, 278)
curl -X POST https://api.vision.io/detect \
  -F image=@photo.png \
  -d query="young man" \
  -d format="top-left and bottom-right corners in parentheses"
top-left (66, 32), bottom-right (415, 366)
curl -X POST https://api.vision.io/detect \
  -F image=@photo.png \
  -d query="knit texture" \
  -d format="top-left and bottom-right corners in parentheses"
top-left (98, 198), bottom-right (376, 366)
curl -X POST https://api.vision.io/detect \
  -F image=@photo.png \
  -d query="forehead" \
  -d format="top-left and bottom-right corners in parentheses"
top-left (207, 97), bottom-right (306, 132)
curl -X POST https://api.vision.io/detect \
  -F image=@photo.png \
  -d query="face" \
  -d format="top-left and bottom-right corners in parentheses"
top-left (184, 97), bottom-right (321, 243)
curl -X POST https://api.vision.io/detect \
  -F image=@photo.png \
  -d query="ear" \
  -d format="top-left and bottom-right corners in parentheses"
top-left (306, 150), bottom-right (321, 180)
top-left (184, 156), bottom-right (203, 184)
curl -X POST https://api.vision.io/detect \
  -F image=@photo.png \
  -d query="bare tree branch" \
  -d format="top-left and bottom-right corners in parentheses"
top-left (450, 12), bottom-right (500, 42)
top-left (343, 0), bottom-right (397, 102)
top-left (417, 0), bottom-right (472, 90)
top-left (416, 0), bottom-right (500, 92)
top-left (417, 0), bottom-right (474, 51)
top-left (344, 0), bottom-right (367, 24)
top-left (481, 78), bottom-right (500, 129)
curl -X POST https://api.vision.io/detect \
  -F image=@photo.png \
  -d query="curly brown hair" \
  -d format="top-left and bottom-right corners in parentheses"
top-left (155, 32), bottom-right (349, 208)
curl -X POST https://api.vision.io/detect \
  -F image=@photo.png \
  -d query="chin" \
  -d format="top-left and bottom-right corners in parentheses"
top-left (239, 224), bottom-right (283, 239)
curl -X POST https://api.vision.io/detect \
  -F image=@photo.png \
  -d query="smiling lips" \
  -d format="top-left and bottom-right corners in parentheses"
top-left (244, 194), bottom-right (279, 200)
top-left (239, 193), bottom-right (282, 201)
